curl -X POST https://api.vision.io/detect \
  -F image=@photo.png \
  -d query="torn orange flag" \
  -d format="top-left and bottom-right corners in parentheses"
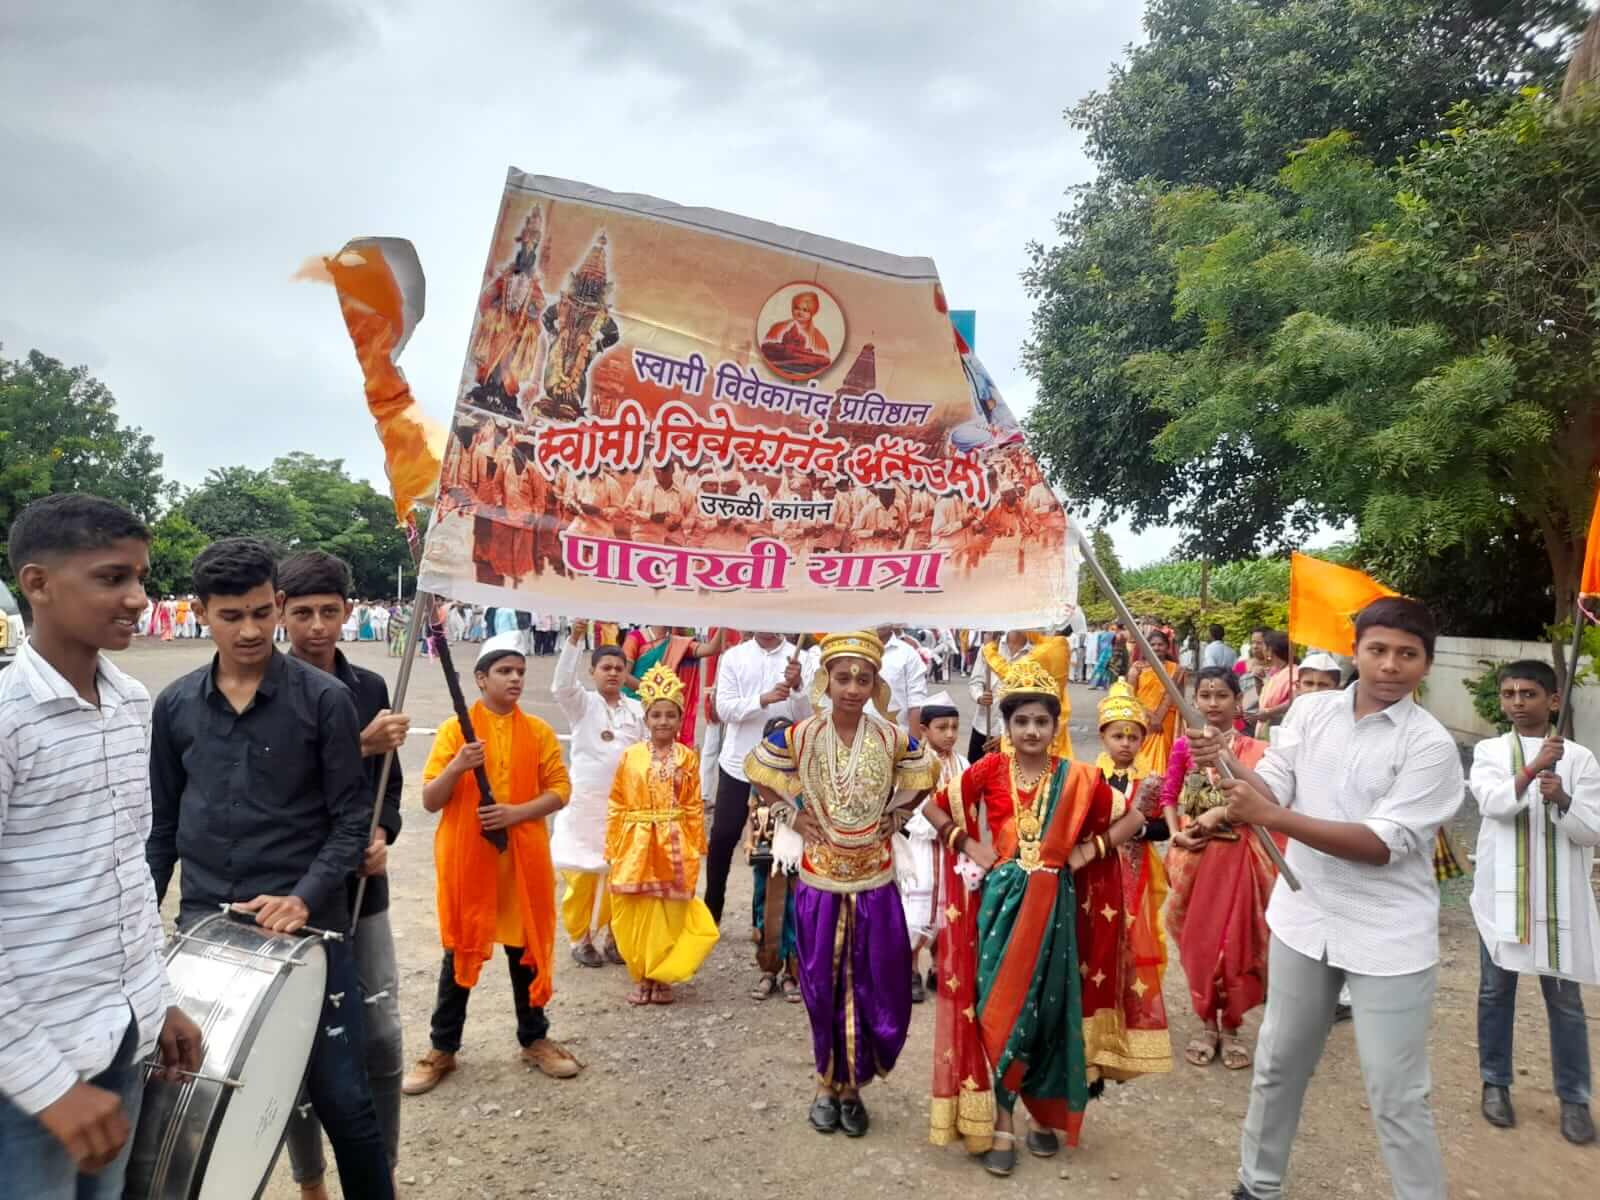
top-left (1288, 552), bottom-right (1397, 657)
top-left (316, 238), bottom-right (445, 523)
top-left (1581, 484), bottom-right (1600, 598)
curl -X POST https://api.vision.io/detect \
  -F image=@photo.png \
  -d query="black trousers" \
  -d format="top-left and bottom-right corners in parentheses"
top-left (428, 947), bottom-right (549, 1053)
top-left (968, 728), bottom-right (995, 765)
top-left (704, 768), bottom-right (753, 926)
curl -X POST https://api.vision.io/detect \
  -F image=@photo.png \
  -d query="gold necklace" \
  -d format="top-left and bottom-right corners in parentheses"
top-left (1009, 754), bottom-right (1053, 872)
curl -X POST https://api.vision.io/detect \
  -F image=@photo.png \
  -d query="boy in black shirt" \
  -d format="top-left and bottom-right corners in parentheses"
top-left (147, 538), bottom-right (393, 1199)
top-left (277, 550), bottom-right (409, 1199)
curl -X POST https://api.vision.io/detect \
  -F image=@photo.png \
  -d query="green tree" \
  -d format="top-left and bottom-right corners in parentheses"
top-left (1026, 0), bottom-right (1586, 561)
top-left (1130, 92), bottom-right (1600, 629)
top-left (1075, 0), bottom-right (1585, 192)
top-left (0, 348), bottom-right (168, 574)
top-left (1080, 526), bottom-right (1125, 609)
top-left (181, 466), bottom-right (309, 550)
top-left (178, 455), bottom-right (409, 598)
top-left (146, 511), bottom-right (210, 597)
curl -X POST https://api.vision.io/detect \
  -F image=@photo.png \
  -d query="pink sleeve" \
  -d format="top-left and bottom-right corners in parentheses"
top-left (1161, 737), bottom-right (1191, 811)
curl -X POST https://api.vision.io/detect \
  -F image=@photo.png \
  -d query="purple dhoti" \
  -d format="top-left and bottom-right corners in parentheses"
top-left (793, 879), bottom-right (913, 1087)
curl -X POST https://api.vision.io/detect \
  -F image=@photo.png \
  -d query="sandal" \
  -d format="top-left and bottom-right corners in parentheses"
top-left (781, 975), bottom-right (802, 1004)
top-left (1185, 1028), bottom-right (1221, 1067)
top-left (982, 1131), bottom-right (1017, 1177)
top-left (650, 983), bottom-right (675, 1005)
top-left (627, 982), bottom-right (653, 1006)
top-left (1221, 1032), bottom-right (1252, 1071)
top-left (750, 972), bottom-right (780, 1001)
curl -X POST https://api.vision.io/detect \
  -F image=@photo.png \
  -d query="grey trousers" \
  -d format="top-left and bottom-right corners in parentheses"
top-left (1240, 936), bottom-right (1445, 1200)
top-left (287, 909), bottom-right (404, 1184)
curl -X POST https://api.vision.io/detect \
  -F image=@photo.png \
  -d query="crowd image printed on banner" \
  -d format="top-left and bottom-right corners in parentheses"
top-left (418, 172), bottom-right (1072, 631)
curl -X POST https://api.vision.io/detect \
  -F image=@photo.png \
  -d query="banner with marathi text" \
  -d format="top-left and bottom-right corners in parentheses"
top-left (418, 171), bottom-right (1075, 632)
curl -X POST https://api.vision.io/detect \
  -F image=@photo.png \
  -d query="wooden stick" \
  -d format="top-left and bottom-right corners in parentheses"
top-left (1071, 526), bottom-right (1300, 890)
top-left (348, 594), bottom-right (429, 930)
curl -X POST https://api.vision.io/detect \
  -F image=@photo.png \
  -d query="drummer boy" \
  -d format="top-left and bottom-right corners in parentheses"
top-left (146, 537), bottom-right (394, 1198)
top-left (0, 493), bottom-right (202, 1198)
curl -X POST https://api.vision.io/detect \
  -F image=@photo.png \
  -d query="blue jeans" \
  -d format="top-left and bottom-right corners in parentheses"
top-left (0, 1013), bottom-right (144, 1200)
top-left (287, 910), bottom-right (404, 1183)
top-left (304, 939), bottom-right (395, 1197)
top-left (1478, 936), bottom-right (1592, 1104)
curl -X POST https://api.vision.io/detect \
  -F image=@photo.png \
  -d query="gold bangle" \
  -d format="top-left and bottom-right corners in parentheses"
top-left (946, 825), bottom-right (964, 852)
top-left (1094, 834), bottom-right (1107, 860)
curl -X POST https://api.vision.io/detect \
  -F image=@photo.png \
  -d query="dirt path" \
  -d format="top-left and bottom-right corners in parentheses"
top-left (117, 641), bottom-right (1591, 1199)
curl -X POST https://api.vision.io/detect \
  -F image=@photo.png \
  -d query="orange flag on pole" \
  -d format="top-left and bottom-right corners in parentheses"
top-left (1580, 484), bottom-right (1600, 598)
top-left (1288, 552), bottom-right (1397, 657)
top-left (304, 238), bottom-right (445, 523)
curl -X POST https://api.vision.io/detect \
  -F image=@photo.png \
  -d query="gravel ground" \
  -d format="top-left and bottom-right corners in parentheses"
top-left (111, 639), bottom-right (1594, 1200)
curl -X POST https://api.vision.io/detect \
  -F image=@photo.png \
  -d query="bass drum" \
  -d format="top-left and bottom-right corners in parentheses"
top-left (126, 913), bottom-right (327, 1200)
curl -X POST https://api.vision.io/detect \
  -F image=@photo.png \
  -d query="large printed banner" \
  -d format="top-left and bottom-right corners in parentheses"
top-left (418, 171), bottom-right (1074, 631)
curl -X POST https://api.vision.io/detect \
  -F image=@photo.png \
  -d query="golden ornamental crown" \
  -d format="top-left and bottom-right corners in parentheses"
top-left (1000, 658), bottom-right (1058, 700)
top-left (1097, 678), bottom-right (1147, 730)
top-left (818, 630), bottom-right (884, 671)
top-left (638, 663), bottom-right (686, 710)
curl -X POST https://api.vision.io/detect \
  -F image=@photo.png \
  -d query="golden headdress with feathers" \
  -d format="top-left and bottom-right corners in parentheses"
top-left (1097, 678), bottom-right (1147, 730)
top-left (638, 663), bottom-right (686, 711)
top-left (1000, 658), bottom-right (1059, 701)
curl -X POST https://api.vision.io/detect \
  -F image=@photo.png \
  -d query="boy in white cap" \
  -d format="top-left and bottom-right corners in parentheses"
top-left (403, 633), bottom-right (580, 1096)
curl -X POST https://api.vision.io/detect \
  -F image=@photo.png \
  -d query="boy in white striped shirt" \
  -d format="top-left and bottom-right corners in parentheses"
top-left (0, 494), bottom-right (202, 1197)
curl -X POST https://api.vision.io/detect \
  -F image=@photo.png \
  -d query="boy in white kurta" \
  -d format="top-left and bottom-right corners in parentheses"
top-left (1469, 659), bottom-right (1600, 1146)
top-left (552, 621), bottom-right (644, 967)
top-left (897, 694), bottom-right (964, 1004)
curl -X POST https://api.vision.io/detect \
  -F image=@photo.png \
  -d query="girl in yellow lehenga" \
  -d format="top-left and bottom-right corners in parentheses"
top-left (605, 664), bottom-right (719, 1005)
top-left (1128, 628), bottom-right (1186, 777)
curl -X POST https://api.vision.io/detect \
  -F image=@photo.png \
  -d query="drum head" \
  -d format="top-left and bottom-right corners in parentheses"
top-left (198, 940), bottom-right (326, 1200)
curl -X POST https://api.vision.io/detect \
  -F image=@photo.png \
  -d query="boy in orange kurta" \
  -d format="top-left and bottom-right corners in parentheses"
top-left (401, 633), bottom-right (582, 1096)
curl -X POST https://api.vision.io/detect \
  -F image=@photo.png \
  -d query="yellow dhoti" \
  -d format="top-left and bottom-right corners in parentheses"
top-left (609, 895), bottom-right (720, 984)
top-left (560, 869), bottom-right (612, 943)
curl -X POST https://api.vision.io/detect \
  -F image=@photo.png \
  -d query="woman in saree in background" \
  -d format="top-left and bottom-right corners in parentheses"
top-left (621, 625), bottom-right (729, 746)
top-left (1162, 667), bottom-right (1280, 1072)
top-left (1128, 628), bottom-right (1185, 776)
top-left (923, 660), bottom-right (1168, 1178)
top-left (1249, 629), bottom-right (1297, 738)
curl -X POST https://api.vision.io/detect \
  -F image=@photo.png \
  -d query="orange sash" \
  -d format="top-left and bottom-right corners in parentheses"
top-left (433, 702), bottom-right (568, 1006)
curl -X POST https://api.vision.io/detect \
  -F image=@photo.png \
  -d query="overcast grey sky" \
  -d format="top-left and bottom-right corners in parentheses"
top-left (0, 0), bottom-right (1180, 564)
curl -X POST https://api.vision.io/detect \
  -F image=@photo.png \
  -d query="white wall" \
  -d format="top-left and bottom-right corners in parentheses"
top-left (1420, 636), bottom-right (1600, 755)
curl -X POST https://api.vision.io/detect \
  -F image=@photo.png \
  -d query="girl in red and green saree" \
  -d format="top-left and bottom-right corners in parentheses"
top-left (620, 626), bottom-right (728, 746)
top-left (1161, 667), bottom-right (1280, 1073)
top-left (922, 659), bottom-right (1169, 1178)
top-left (745, 631), bottom-right (938, 1139)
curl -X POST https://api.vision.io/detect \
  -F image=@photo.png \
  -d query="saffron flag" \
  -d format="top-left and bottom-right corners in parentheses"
top-left (1288, 552), bottom-right (1397, 657)
top-left (319, 238), bottom-right (446, 523)
top-left (416, 171), bottom-right (1075, 632)
top-left (1580, 483), bottom-right (1600, 598)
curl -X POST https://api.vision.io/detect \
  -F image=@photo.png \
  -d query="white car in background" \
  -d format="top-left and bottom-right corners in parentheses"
top-left (0, 579), bottom-right (23, 669)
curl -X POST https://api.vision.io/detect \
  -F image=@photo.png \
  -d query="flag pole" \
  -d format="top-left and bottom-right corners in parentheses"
top-left (1071, 525), bottom-right (1300, 890)
top-left (1559, 599), bottom-right (1587, 739)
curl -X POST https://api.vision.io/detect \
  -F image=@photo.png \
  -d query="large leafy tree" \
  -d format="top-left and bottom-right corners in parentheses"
top-left (1130, 93), bottom-right (1600, 631)
top-left (180, 455), bottom-right (408, 598)
top-left (1026, 0), bottom-right (1587, 560)
top-left (0, 349), bottom-right (168, 573)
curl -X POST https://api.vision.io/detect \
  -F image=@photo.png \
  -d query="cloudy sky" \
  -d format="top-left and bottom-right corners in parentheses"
top-left (1, 1), bottom-right (1180, 564)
